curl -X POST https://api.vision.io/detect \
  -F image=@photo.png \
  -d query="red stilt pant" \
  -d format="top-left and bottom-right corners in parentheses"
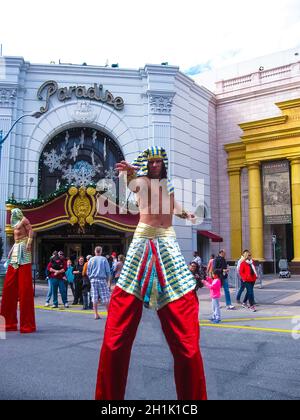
top-left (0, 264), bottom-right (36, 333)
top-left (95, 286), bottom-right (207, 400)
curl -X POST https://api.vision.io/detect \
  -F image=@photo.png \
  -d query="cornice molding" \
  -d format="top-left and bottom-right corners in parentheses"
top-left (239, 115), bottom-right (288, 131)
top-left (276, 98), bottom-right (300, 110)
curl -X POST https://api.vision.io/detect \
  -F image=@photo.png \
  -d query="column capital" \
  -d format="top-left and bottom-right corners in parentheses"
top-left (247, 161), bottom-right (261, 170)
top-left (227, 167), bottom-right (241, 176)
top-left (288, 157), bottom-right (300, 166)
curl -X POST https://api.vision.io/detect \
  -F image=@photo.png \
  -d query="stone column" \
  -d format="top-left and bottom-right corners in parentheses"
top-left (248, 162), bottom-right (264, 260)
top-left (228, 168), bottom-right (242, 260)
top-left (290, 158), bottom-right (300, 261)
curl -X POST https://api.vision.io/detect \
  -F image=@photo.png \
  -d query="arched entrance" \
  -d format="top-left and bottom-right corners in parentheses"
top-left (5, 125), bottom-right (139, 277)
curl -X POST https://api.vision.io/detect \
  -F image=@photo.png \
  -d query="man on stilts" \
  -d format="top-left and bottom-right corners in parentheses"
top-left (95, 146), bottom-right (207, 400)
top-left (0, 208), bottom-right (36, 334)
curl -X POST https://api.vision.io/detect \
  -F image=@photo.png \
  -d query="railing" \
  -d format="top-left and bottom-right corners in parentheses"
top-left (216, 62), bottom-right (300, 93)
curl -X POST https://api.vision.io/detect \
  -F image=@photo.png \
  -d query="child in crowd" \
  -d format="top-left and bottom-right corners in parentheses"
top-left (202, 269), bottom-right (222, 324)
top-left (65, 259), bottom-right (75, 301)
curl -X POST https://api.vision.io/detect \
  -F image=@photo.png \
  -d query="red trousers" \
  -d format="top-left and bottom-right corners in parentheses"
top-left (0, 264), bottom-right (36, 333)
top-left (95, 286), bottom-right (207, 400)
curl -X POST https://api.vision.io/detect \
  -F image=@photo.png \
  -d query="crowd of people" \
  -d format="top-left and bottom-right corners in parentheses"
top-left (44, 248), bottom-right (125, 319)
top-left (45, 246), bottom-right (258, 324)
top-left (188, 249), bottom-right (258, 324)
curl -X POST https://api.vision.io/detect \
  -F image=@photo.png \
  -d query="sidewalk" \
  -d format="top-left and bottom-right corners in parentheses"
top-left (33, 274), bottom-right (300, 316)
top-left (198, 274), bottom-right (300, 321)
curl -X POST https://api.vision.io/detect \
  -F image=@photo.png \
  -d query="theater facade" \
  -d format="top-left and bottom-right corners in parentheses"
top-left (0, 58), bottom-right (214, 274)
top-left (211, 56), bottom-right (300, 272)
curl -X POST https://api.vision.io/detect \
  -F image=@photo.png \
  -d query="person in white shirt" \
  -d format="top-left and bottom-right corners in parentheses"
top-left (192, 251), bottom-right (202, 268)
top-left (87, 246), bottom-right (111, 320)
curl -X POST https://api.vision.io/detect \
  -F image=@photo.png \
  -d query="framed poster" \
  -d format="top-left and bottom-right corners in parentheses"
top-left (262, 160), bottom-right (292, 225)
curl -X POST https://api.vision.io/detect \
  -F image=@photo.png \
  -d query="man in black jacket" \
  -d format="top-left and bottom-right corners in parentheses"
top-left (214, 250), bottom-right (235, 310)
top-left (73, 256), bottom-right (85, 305)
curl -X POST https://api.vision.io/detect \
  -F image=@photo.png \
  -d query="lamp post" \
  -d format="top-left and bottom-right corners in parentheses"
top-left (0, 111), bottom-right (42, 167)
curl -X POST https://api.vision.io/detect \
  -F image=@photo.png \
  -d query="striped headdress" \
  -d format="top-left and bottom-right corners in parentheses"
top-left (131, 146), bottom-right (174, 194)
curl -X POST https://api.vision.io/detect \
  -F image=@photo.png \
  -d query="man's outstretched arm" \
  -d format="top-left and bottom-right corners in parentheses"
top-left (173, 196), bottom-right (196, 223)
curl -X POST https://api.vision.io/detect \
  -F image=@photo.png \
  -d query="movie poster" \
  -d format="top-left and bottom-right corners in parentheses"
top-left (262, 161), bottom-right (292, 225)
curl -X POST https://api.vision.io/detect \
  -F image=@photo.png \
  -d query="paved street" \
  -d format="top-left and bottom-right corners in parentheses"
top-left (1, 276), bottom-right (300, 400)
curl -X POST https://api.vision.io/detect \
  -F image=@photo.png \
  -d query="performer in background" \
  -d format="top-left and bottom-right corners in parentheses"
top-left (95, 146), bottom-right (207, 401)
top-left (0, 208), bottom-right (36, 333)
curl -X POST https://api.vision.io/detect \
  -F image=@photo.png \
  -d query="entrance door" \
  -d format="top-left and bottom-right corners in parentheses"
top-left (66, 243), bottom-right (82, 263)
top-left (37, 224), bottom-right (132, 279)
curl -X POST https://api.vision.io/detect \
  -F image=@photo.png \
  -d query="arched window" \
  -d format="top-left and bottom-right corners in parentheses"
top-left (38, 127), bottom-right (124, 197)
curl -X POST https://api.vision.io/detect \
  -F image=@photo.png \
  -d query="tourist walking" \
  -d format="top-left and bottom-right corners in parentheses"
top-left (239, 251), bottom-right (258, 312)
top-left (214, 250), bottom-right (235, 310)
top-left (87, 247), bottom-right (111, 319)
top-left (236, 250), bottom-right (249, 304)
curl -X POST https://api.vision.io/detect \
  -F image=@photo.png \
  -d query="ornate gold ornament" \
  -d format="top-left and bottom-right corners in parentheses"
top-left (68, 186), bottom-right (97, 232)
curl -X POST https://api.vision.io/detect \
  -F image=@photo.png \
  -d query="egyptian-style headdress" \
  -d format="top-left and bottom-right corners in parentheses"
top-left (11, 208), bottom-right (24, 228)
top-left (131, 146), bottom-right (174, 194)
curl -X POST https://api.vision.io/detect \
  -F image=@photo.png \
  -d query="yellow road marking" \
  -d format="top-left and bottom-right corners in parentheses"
top-left (35, 305), bottom-right (107, 316)
top-left (200, 323), bottom-right (300, 334)
top-left (220, 316), bottom-right (300, 323)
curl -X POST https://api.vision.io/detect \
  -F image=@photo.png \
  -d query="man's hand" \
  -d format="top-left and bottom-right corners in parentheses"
top-left (26, 244), bottom-right (32, 252)
top-left (187, 213), bottom-right (197, 224)
top-left (115, 161), bottom-right (136, 175)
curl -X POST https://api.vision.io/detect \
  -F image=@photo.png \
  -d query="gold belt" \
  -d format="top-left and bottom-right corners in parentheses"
top-left (15, 237), bottom-right (28, 244)
top-left (134, 223), bottom-right (176, 239)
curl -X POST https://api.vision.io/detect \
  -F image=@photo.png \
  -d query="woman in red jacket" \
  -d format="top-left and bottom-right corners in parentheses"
top-left (239, 251), bottom-right (257, 312)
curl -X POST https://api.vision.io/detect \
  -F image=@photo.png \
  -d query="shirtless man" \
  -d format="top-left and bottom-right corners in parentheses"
top-left (95, 146), bottom-right (207, 400)
top-left (0, 208), bottom-right (36, 333)
top-left (117, 158), bottom-right (194, 227)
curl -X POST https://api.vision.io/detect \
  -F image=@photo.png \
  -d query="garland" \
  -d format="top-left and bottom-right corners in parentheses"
top-left (6, 184), bottom-right (97, 209)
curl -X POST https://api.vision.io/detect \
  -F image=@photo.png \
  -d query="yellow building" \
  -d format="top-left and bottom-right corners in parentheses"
top-left (225, 98), bottom-right (300, 273)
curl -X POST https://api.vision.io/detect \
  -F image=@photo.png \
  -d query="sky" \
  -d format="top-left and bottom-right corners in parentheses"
top-left (1, 0), bottom-right (300, 87)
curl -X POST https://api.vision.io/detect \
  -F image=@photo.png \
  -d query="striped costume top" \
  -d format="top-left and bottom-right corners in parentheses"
top-left (116, 223), bottom-right (196, 310)
top-left (10, 237), bottom-right (32, 269)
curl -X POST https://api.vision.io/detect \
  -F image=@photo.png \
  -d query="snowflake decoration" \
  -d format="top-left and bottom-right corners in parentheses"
top-left (105, 168), bottom-right (118, 180)
top-left (70, 142), bottom-right (80, 162)
top-left (43, 149), bottom-right (66, 173)
top-left (62, 161), bottom-right (97, 187)
top-left (63, 165), bottom-right (75, 184)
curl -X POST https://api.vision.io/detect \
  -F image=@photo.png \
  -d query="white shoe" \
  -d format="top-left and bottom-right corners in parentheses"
top-left (64, 303), bottom-right (69, 308)
top-left (226, 305), bottom-right (235, 310)
top-left (44, 302), bottom-right (50, 307)
top-left (249, 306), bottom-right (257, 312)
